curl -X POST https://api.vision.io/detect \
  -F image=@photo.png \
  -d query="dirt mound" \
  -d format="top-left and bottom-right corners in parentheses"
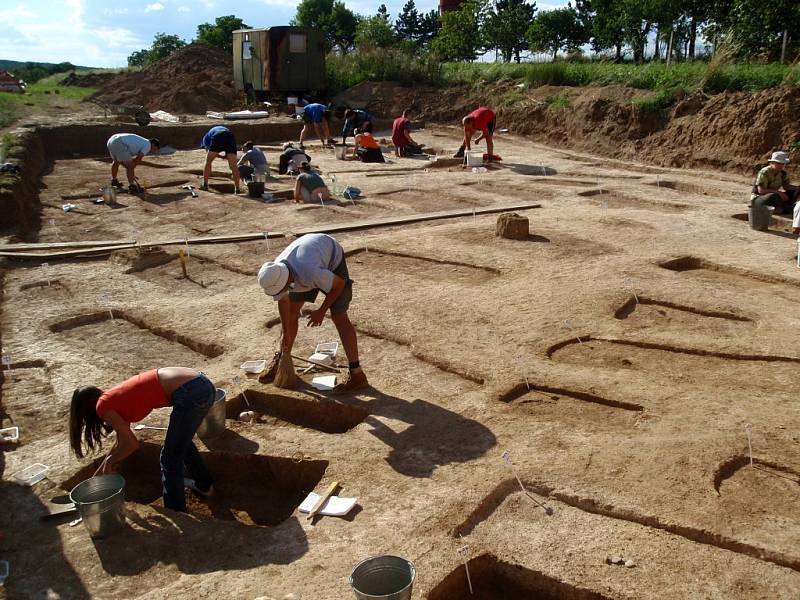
top-left (59, 71), bottom-right (116, 88)
top-left (89, 43), bottom-right (238, 114)
top-left (337, 81), bottom-right (800, 174)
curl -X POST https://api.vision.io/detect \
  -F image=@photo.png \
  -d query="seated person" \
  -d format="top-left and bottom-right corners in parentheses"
top-left (200, 125), bottom-right (240, 193)
top-left (342, 108), bottom-right (372, 144)
top-left (279, 143), bottom-right (311, 175)
top-left (392, 109), bottom-right (423, 157)
top-left (294, 162), bottom-right (331, 203)
top-left (354, 125), bottom-right (385, 163)
top-left (237, 141), bottom-right (268, 182)
top-left (300, 103), bottom-right (335, 148)
top-left (752, 151), bottom-right (797, 218)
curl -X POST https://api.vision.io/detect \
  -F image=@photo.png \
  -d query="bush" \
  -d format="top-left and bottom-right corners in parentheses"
top-left (326, 48), bottom-right (442, 95)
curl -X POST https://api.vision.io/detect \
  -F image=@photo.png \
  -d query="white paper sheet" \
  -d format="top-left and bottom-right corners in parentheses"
top-left (299, 493), bottom-right (358, 516)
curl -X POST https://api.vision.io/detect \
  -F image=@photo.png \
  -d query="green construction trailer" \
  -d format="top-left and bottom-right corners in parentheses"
top-left (232, 26), bottom-right (325, 101)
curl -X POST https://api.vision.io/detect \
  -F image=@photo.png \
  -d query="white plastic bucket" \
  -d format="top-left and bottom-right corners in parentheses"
top-left (295, 105), bottom-right (305, 116)
top-left (287, 96), bottom-right (298, 106)
top-left (335, 144), bottom-right (348, 160)
top-left (465, 151), bottom-right (483, 167)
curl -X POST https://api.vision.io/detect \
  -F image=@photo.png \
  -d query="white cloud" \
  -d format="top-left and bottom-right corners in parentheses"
top-left (145, 3), bottom-right (164, 11)
top-left (176, 5), bottom-right (190, 12)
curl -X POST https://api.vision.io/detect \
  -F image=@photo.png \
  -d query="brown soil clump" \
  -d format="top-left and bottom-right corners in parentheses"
top-left (89, 43), bottom-right (238, 114)
top-left (60, 71), bottom-right (117, 88)
top-left (495, 212), bottom-right (529, 239)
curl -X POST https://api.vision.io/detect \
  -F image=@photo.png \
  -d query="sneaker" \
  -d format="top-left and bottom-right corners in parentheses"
top-left (298, 143), bottom-right (305, 150)
top-left (234, 187), bottom-right (241, 195)
top-left (110, 178), bottom-right (123, 189)
top-left (332, 369), bottom-right (368, 394)
top-left (326, 138), bottom-right (336, 146)
top-left (200, 182), bottom-right (208, 191)
top-left (453, 148), bottom-right (465, 158)
top-left (128, 183), bottom-right (143, 194)
top-left (184, 478), bottom-right (213, 498)
top-left (258, 351), bottom-right (283, 384)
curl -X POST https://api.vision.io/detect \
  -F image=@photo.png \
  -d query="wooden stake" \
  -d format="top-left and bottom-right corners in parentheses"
top-left (178, 248), bottom-right (188, 278)
top-left (307, 481), bottom-right (340, 521)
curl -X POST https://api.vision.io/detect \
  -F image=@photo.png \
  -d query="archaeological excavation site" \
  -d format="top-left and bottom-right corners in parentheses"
top-left (1, 110), bottom-right (800, 600)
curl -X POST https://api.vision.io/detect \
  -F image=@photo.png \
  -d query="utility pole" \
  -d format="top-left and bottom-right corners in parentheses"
top-left (666, 30), bottom-right (674, 67)
top-left (781, 30), bottom-right (788, 64)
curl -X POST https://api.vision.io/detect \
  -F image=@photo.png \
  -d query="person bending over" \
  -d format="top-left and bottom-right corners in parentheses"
top-left (342, 108), bottom-right (372, 145)
top-left (354, 125), bottom-right (385, 163)
top-left (200, 126), bottom-right (241, 193)
top-left (257, 233), bottom-right (367, 393)
top-left (454, 107), bottom-right (496, 163)
top-left (299, 103), bottom-right (335, 148)
top-left (293, 162), bottom-right (330, 203)
top-left (106, 133), bottom-right (161, 194)
top-left (69, 367), bottom-right (217, 512)
top-left (392, 109), bottom-right (423, 157)
top-left (279, 143), bottom-right (311, 175)
top-left (237, 141), bottom-right (268, 182)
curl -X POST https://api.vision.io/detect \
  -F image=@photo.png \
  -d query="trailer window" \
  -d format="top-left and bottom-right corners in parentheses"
top-left (242, 41), bottom-right (253, 60)
top-left (289, 34), bottom-right (307, 53)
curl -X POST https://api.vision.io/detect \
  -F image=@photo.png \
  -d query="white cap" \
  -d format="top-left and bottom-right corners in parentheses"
top-left (257, 261), bottom-right (289, 299)
top-left (769, 151), bottom-right (790, 164)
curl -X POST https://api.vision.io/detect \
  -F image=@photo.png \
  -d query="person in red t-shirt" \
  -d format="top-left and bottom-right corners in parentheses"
top-left (69, 367), bottom-right (217, 512)
top-left (391, 109), bottom-right (423, 157)
top-left (454, 107), bottom-right (496, 162)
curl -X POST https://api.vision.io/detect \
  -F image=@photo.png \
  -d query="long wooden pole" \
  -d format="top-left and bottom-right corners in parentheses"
top-left (781, 30), bottom-right (789, 65)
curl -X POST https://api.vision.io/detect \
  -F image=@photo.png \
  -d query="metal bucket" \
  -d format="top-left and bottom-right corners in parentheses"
top-left (335, 144), bottom-right (348, 160)
top-left (748, 204), bottom-right (773, 231)
top-left (247, 181), bottom-right (265, 198)
top-left (349, 555), bottom-right (415, 600)
top-left (69, 474), bottom-right (126, 539)
top-left (197, 388), bottom-right (227, 439)
top-left (101, 186), bottom-right (117, 204)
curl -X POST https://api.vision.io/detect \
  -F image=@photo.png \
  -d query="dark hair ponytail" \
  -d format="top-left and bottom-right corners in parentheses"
top-left (69, 386), bottom-right (109, 458)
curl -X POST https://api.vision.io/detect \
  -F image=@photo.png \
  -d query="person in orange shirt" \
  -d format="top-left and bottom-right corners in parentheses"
top-left (69, 367), bottom-right (217, 512)
top-left (353, 124), bottom-right (385, 163)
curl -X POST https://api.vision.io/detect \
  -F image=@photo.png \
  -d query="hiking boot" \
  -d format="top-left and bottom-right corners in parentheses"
top-left (128, 183), bottom-right (143, 194)
top-left (184, 478), bottom-right (213, 498)
top-left (332, 369), bottom-right (368, 394)
top-left (453, 147), bottom-right (465, 158)
top-left (258, 351), bottom-right (283, 384)
top-left (110, 178), bottom-right (123, 189)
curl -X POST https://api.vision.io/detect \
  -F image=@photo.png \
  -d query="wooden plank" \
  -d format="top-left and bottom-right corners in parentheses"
top-left (0, 232), bottom-right (287, 261)
top-left (292, 202), bottom-right (541, 237)
top-left (0, 240), bottom-right (135, 251)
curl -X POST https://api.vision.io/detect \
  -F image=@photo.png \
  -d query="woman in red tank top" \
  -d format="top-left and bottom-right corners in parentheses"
top-left (69, 367), bottom-right (218, 512)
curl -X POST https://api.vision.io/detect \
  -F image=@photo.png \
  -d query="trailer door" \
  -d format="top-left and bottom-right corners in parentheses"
top-left (285, 32), bottom-right (309, 91)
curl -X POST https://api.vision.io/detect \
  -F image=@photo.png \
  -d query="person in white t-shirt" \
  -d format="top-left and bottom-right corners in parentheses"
top-left (106, 133), bottom-right (161, 194)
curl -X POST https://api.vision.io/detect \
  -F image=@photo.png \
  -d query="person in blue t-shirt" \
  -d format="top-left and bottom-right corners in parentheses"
top-left (300, 103), bottom-right (335, 148)
top-left (200, 126), bottom-right (240, 193)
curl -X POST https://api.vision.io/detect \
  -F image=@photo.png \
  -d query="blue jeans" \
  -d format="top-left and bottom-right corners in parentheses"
top-left (161, 374), bottom-right (215, 511)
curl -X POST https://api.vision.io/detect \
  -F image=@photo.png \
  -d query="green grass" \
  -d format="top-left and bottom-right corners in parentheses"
top-left (326, 49), bottom-right (442, 96)
top-left (545, 93), bottom-right (571, 110)
top-left (0, 132), bottom-right (13, 161)
top-left (0, 73), bottom-right (96, 129)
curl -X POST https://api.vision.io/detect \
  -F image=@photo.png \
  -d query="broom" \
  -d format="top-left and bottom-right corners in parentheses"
top-left (273, 352), bottom-right (299, 389)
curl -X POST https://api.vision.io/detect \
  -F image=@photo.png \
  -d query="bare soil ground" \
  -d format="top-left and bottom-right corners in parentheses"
top-left (2, 124), bottom-right (800, 599)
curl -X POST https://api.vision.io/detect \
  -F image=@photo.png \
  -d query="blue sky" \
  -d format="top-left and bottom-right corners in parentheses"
top-left (0, 0), bottom-right (565, 68)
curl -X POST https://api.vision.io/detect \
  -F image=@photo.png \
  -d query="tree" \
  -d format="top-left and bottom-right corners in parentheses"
top-left (127, 32), bottom-right (186, 67)
top-left (720, 0), bottom-right (800, 59)
top-left (527, 7), bottom-right (586, 59)
top-left (396, 0), bottom-right (421, 41)
top-left (196, 15), bottom-right (249, 53)
top-left (355, 6), bottom-right (397, 49)
top-left (293, 0), bottom-right (360, 51)
top-left (430, 0), bottom-right (487, 61)
top-left (575, 0), bottom-right (625, 59)
top-left (418, 10), bottom-right (442, 44)
top-left (484, 0), bottom-right (536, 62)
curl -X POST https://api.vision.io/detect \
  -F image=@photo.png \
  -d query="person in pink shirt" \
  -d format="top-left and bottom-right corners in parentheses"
top-left (69, 367), bottom-right (217, 512)
top-left (454, 106), bottom-right (497, 162)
